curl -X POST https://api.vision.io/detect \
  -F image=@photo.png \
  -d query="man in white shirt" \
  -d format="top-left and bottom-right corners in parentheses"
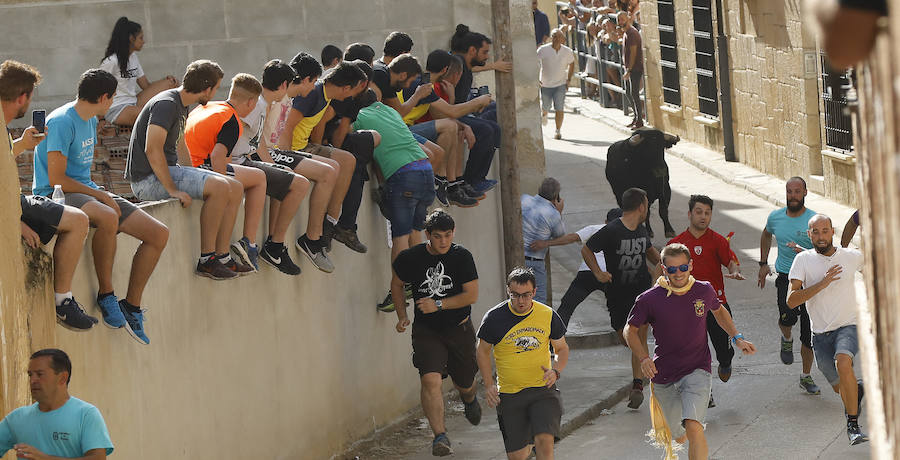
top-left (787, 214), bottom-right (868, 446)
top-left (537, 28), bottom-right (575, 139)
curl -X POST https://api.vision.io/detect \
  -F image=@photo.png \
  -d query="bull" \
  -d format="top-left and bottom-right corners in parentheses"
top-left (605, 128), bottom-right (680, 239)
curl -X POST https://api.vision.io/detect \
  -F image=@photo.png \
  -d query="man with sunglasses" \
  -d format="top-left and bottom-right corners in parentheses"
top-left (625, 243), bottom-right (756, 460)
top-left (668, 195), bottom-right (743, 407)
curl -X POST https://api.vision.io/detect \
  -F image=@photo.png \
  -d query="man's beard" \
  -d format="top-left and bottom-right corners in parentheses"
top-left (15, 106), bottom-right (27, 119)
top-left (814, 242), bottom-right (834, 255)
top-left (472, 58), bottom-right (487, 67)
top-left (787, 197), bottom-right (805, 213)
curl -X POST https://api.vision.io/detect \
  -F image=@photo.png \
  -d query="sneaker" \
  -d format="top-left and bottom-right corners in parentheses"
top-left (718, 365), bottom-right (732, 383)
top-left (461, 183), bottom-right (486, 201)
top-left (97, 294), bottom-right (126, 328)
top-left (708, 392), bottom-right (716, 408)
top-left (800, 375), bottom-right (821, 395)
top-left (119, 300), bottom-right (149, 345)
top-left (554, 131), bottom-right (562, 140)
top-left (463, 395), bottom-right (482, 425)
top-left (431, 432), bottom-right (453, 456)
top-left (472, 179), bottom-right (497, 194)
top-left (223, 257), bottom-right (255, 276)
top-left (377, 286), bottom-right (413, 313)
top-left (435, 181), bottom-right (449, 206)
top-left (847, 420), bottom-right (869, 445)
top-left (322, 219), bottom-right (335, 253)
top-left (780, 337), bottom-right (794, 365)
top-left (231, 237), bottom-right (259, 271)
top-left (627, 380), bottom-right (644, 409)
top-left (196, 258), bottom-right (238, 280)
top-left (333, 226), bottom-right (368, 253)
top-left (56, 298), bottom-right (98, 331)
top-left (447, 186), bottom-right (478, 207)
top-left (297, 235), bottom-right (335, 273)
top-left (260, 243), bottom-right (301, 276)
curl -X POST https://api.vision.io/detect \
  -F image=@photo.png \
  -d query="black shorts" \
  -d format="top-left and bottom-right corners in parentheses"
top-left (497, 386), bottom-right (563, 453)
top-left (341, 131), bottom-right (376, 166)
top-left (258, 149), bottom-right (311, 171)
top-left (607, 287), bottom-right (646, 331)
top-left (20, 194), bottom-right (65, 245)
top-left (411, 319), bottom-right (477, 388)
top-left (241, 159), bottom-right (295, 201)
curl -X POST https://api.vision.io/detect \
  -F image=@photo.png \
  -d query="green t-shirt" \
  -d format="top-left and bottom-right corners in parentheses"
top-left (353, 102), bottom-right (427, 179)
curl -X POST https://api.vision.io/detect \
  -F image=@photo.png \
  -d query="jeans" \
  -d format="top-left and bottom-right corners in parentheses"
top-left (813, 325), bottom-right (859, 386)
top-left (525, 258), bottom-right (547, 304)
top-left (385, 168), bottom-right (435, 238)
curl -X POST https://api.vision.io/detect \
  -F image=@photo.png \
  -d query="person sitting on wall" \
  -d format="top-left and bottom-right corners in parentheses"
top-left (321, 44), bottom-right (343, 72)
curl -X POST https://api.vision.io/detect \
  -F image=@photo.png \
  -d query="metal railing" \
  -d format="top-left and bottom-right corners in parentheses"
top-left (820, 55), bottom-right (854, 152)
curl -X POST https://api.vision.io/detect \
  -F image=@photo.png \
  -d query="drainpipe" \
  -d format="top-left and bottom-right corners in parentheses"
top-left (714, 0), bottom-right (737, 162)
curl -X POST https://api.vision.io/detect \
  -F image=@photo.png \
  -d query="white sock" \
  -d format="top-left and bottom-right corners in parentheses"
top-left (801, 373), bottom-right (810, 379)
top-left (249, 243), bottom-right (257, 249)
top-left (326, 215), bottom-right (338, 225)
top-left (218, 254), bottom-right (232, 264)
top-left (55, 292), bottom-right (73, 306)
top-left (783, 335), bottom-right (792, 342)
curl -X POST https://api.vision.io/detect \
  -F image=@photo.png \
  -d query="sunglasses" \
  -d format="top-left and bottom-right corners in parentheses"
top-left (665, 264), bottom-right (690, 274)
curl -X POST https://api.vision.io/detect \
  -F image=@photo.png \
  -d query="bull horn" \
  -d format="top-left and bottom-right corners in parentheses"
top-left (628, 133), bottom-right (644, 146)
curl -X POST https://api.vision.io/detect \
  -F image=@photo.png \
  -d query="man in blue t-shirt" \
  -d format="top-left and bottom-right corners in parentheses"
top-left (0, 349), bottom-right (113, 459)
top-left (34, 69), bottom-right (169, 345)
top-left (758, 177), bottom-right (820, 394)
top-left (533, 0), bottom-right (551, 46)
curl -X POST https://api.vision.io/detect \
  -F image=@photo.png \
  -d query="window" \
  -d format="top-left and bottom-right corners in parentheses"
top-left (692, 0), bottom-right (718, 117)
top-left (658, 0), bottom-right (681, 106)
top-left (820, 55), bottom-right (854, 152)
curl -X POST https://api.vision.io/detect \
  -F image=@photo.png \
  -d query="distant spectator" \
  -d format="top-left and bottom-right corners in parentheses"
top-left (34, 69), bottom-right (169, 344)
top-left (1, 60), bottom-right (94, 331)
top-left (558, 7), bottom-right (576, 35)
top-left (618, 11), bottom-right (644, 128)
top-left (378, 31), bottom-right (415, 66)
top-left (321, 44), bottom-right (343, 71)
top-left (599, 18), bottom-right (622, 105)
top-left (537, 28), bottom-right (575, 140)
top-left (100, 17), bottom-right (178, 126)
top-left (533, 0), bottom-right (551, 46)
top-left (0, 349), bottom-right (114, 459)
top-left (125, 60), bottom-right (245, 281)
top-left (521, 177), bottom-right (567, 303)
top-left (344, 42), bottom-right (376, 64)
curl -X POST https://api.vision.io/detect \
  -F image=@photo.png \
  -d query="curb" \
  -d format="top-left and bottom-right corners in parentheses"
top-left (559, 382), bottom-right (632, 440)
top-left (566, 330), bottom-right (620, 349)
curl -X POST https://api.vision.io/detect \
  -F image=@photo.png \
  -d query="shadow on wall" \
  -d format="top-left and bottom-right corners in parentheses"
top-left (739, 0), bottom-right (794, 46)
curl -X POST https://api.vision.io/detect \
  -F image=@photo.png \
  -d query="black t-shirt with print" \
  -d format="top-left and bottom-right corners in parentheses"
top-left (393, 243), bottom-right (479, 330)
top-left (585, 218), bottom-right (652, 298)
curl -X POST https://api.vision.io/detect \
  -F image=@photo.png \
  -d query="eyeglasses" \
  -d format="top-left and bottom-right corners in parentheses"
top-left (509, 291), bottom-right (534, 300)
top-left (664, 264), bottom-right (690, 274)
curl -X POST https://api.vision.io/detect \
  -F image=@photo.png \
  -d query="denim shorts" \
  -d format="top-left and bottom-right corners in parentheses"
top-left (651, 368), bottom-right (712, 440)
top-left (540, 85), bottom-right (566, 112)
top-left (385, 168), bottom-right (435, 238)
top-left (131, 165), bottom-right (220, 201)
top-left (409, 120), bottom-right (438, 142)
top-left (813, 324), bottom-right (859, 386)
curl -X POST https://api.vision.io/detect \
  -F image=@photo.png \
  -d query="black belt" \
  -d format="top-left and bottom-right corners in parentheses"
top-left (525, 256), bottom-right (543, 262)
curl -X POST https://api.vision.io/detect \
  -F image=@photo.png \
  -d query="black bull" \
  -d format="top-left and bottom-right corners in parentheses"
top-left (605, 128), bottom-right (681, 238)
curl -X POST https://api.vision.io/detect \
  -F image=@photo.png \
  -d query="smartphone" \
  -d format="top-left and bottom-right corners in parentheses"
top-left (476, 85), bottom-right (490, 97)
top-left (421, 72), bottom-right (431, 83)
top-left (32, 110), bottom-right (46, 133)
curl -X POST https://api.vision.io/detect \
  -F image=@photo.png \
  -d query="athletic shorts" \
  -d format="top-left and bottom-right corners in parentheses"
top-left (607, 287), bottom-right (646, 331)
top-left (412, 133), bottom-right (428, 145)
top-left (652, 368), bottom-right (712, 440)
top-left (409, 120), bottom-right (438, 142)
top-left (540, 85), bottom-right (567, 112)
top-left (20, 194), bottom-right (64, 245)
top-left (813, 324), bottom-right (859, 386)
top-left (104, 101), bottom-right (134, 125)
top-left (258, 149), bottom-right (311, 171)
top-left (341, 131), bottom-right (376, 166)
top-left (235, 157), bottom-right (295, 201)
top-left (497, 386), bottom-right (563, 453)
top-left (65, 191), bottom-right (139, 226)
top-left (411, 319), bottom-right (477, 388)
top-left (304, 143), bottom-right (335, 158)
top-left (131, 165), bottom-right (220, 201)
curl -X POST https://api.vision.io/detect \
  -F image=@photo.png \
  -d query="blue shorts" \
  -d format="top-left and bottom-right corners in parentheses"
top-left (385, 168), bottom-right (435, 238)
top-left (130, 165), bottom-right (221, 201)
top-left (813, 324), bottom-right (859, 386)
top-left (540, 85), bottom-right (566, 112)
top-left (412, 133), bottom-right (428, 145)
top-left (409, 121), bottom-right (438, 142)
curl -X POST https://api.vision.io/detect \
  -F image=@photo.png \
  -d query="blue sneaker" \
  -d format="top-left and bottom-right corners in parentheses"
top-left (472, 179), bottom-right (497, 193)
top-left (97, 294), bottom-right (126, 328)
top-left (231, 237), bottom-right (259, 271)
top-left (119, 300), bottom-right (149, 345)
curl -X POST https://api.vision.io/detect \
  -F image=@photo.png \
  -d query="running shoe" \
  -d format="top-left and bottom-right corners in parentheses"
top-left (847, 420), bottom-right (869, 446)
top-left (472, 179), bottom-right (497, 193)
top-left (297, 235), bottom-right (335, 273)
top-left (627, 380), bottom-right (644, 409)
top-left (376, 285), bottom-right (414, 312)
top-left (231, 237), bottom-right (259, 271)
top-left (260, 243), bottom-right (301, 276)
top-left (708, 392), bottom-right (716, 408)
top-left (196, 258), bottom-right (238, 280)
top-left (447, 186), bottom-right (478, 207)
top-left (56, 298), bottom-right (98, 331)
top-left (97, 293), bottom-right (125, 328)
top-left (333, 226), bottom-right (368, 253)
top-left (119, 300), bottom-right (149, 345)
top-left (322, 219), bottom-right (335, 253)
top-left (800, 375), bottom-right (821, 395)
top-left (780, 337), bottom-right (794, 365)
top-left (223, 257), bottom-right (255, 276)
top-left (554, 131), bottom-right (562, 140)
top-left (435, 181), bottom-right (449, 206)
top-left (461, 183), bottom-right (485, 201)
top-left (463, 395), bottom-right (482, 425)
top-left (718, 365), bottom-right (732, 383)
top-left (431, 432), bottom-right (453, 456)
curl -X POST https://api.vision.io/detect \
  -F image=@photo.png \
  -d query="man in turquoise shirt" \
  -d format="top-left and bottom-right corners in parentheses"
top-left (0, 349), bottom-right (113, 459)
top-left (758, 177), bottom-right (820, 395)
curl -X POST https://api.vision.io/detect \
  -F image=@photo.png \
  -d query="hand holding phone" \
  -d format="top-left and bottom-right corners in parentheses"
top-left (32, 110), bottom-right (46, 134)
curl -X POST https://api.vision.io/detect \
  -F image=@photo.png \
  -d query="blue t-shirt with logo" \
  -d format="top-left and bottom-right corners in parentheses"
top-left (0, 397), bottom-right (114, 458)
top-left (33, 101), bottom-right (98, 196)
top-left (765, 207), bottom-right (816, 274)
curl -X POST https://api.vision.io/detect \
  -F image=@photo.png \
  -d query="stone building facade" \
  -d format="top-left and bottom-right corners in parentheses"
top-left (639, 0), bottom-right (858, 206)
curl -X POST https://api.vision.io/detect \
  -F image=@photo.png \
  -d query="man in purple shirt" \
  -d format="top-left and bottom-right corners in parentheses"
top-left (624, 243), bottom-right (756, 460)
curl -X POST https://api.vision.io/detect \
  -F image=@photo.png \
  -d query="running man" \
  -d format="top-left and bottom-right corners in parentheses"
top-left (625, 243), bottom-right (756, 460)
top-left (758, 177), bottom-right (821, 394)
top-left (787, 214), bottom-right (868, 445)
top-left (477, 267), bottom-right (569, 460)
top-left (390, 210), bottom-right (480, 456)
top-left (582, 187), bottom-right (661, 409)
top-left (668, 195), bottom-right (743, 405)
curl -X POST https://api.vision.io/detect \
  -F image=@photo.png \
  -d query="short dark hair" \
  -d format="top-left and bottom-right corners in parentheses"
top-left (356, 88), bottom-right (378, 109)
top-left (0, 60), bottom-right (41, 102)
top-left (323, 61), bottom-right (367, 87)
top-left (606, 207), bottom-right (623, 223)
top-left (688, 194), bottom-right (714, 212)
top-left (182, 60), bottom-right (224, 94)
top-left (507, 266), bottom-right (536, 288)
top-left (344, 43), bottom-right (376, 65)
top-left (387, 54), bottom-right (422, 77)
top-left (290, 52), bottom-right (322, 82)
top-left (426, 49), bottom-right (454, 73)
top-left (383, 31), bottom-right (414, 57)
top-left (321, 44), bottom-right (343, 67)
top-left (77, 69), bottom-right (117, 103)
top-left (30, 348), bottom-right (72, 384)
top-left (351, 60), bottom-right (373, 81)
top-left (621, 187), bottom-right (647, 211)
top-left (261, 59), bottom-right (296, 91)
top-left (424, 208), bottom-right (455, 232)
top-left (787, 176), bottom-right (807, 190)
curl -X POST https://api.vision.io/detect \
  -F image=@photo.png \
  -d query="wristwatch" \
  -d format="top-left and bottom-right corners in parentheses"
top-left (435, 299), bottom-right (443, 311)
top-left (758, 260), bottom-right (768, 266)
